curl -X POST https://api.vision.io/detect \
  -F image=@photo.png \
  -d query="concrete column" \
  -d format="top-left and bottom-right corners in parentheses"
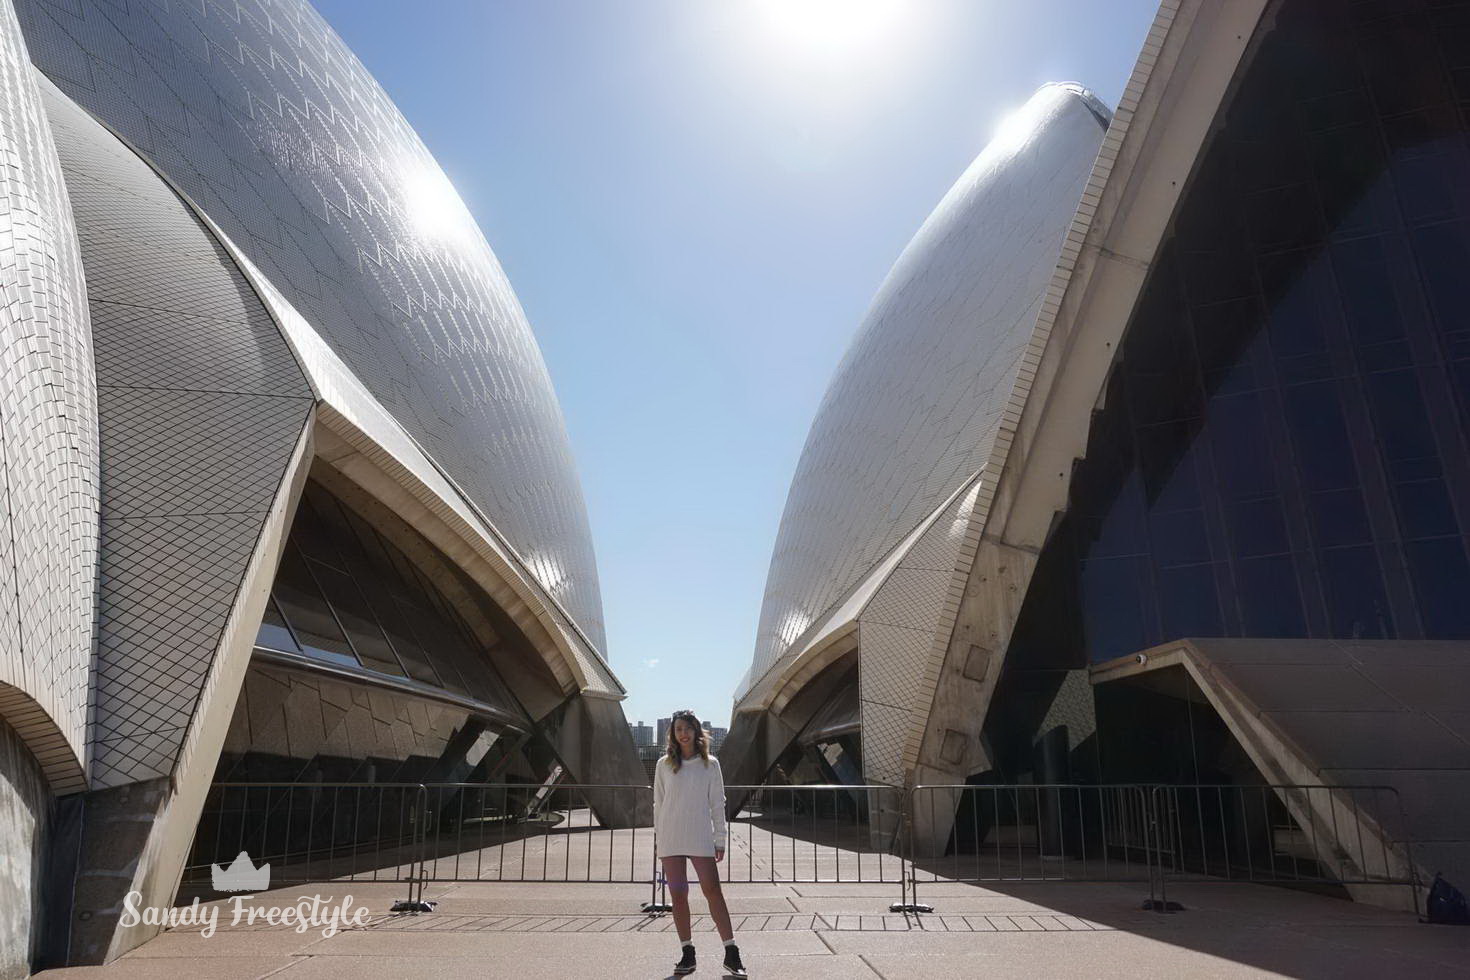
top-left (0, 717), bottom-right (51, 980)
top-left (536, 694), bottom-right (651, 828)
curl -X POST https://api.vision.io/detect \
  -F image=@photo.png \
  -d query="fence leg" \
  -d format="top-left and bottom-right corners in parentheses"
top-left (642, 826), bottom-right (672, 914)
top-left (391, 786), bottom-right (436, 913)
top-left (642, 872), bottom-right (672, 914)
top-left (888, 855), bottom-right (910, 914)
top-left (889, 787), bottom-right (933, 914)
top-left (1141, 787), bottom-right (1180, 913)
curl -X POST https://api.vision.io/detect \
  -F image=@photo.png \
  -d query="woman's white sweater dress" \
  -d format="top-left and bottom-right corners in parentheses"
top-left (653, 754), bottom-right (728, 858)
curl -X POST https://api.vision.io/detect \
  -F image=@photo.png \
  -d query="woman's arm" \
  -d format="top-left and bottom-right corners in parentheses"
top-left (653, 758), bottom-right (664, 817)
top-left (708, 757), bottom-right (727, 859)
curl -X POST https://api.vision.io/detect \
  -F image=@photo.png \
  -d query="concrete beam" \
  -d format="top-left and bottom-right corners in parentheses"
top-left (536, 694), bottom-right (651, 829)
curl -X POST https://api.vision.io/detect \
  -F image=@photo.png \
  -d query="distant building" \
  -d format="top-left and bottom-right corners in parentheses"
top-left (703, 722), bottom-right (729, 753)
top-left (638, 724), bottom-right (725, 783)
top-left (650, 716), bottom-right (727, 754)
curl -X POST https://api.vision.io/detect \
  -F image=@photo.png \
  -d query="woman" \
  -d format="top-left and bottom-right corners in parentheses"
top-left (653, 709), bottom-right (746, 977)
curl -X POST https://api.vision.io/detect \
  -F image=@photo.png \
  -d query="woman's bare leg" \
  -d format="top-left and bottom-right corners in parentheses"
top-left (690, 856), bottom-right (734, 942)
top-left (660, 856), bottom-right (693, 942)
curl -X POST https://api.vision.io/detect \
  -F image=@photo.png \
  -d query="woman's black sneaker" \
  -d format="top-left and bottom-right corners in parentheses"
top-left (673, 944), bottom-right (696, 976)
top-left (723, 943), bottom-right (747, 978)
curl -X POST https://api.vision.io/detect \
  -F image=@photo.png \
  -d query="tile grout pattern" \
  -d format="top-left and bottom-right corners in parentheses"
top-left (859, 487), bottom-right (977, 786)
top-left (0, 0), bottom-right (97, 785)
top-left (12, 0), bottom-right (607, 651)
top-left (43, 80), bottom-right (314, 787)
top-left (742, 85), bottom-right (1108, 703)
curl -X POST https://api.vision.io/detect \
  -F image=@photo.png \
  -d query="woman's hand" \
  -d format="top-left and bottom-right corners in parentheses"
top-left (715, 848), bottom-right (725, 863)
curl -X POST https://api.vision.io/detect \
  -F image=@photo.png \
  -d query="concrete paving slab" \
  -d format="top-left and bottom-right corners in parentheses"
top-left (416, 894), bottom-right (795, 915)
top-left (864, 947), bottom-right (1282, 979)
top-left (786, 883), bottom-right (907, 897)
top-left (1295, 924), bottom-right (1470, 969)
top-left (304, 926), bottom-right (830, 957)
top-left (1159, 883), bottom-right (1420, 923)
top-left (636, 914), bottom-right (822, 934)
top-left (270, 952), bottom-right (881, 979)
top-left (790, 895), bottom-right (1066, 915)
top-left (852, 929), bottom-right (1470, 978)
top-left (104, 929), bottom-right (330, 958)
top-left (37, 958), bottom-right (297, 980)
top-left (31, 837), bottom-right (1470, 980)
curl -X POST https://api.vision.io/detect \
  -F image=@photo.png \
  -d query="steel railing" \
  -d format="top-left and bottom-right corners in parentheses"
top-left (183, 782), bottom-right (432, 910)
top-left (1147, 784), bottom-right (1419, 913)
top-left (724, 784), bottom-right (904, 884)
top-left (905, 783), bottom-right (1419, 915)
top-left (904, 784), bottom-right (1164, 911)
top-left (182, 780), bottom-right (1421, 917)
top-left (416, 782), bottom-right (654, 884)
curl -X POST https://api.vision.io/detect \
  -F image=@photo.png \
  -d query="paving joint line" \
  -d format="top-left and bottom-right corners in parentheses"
top-left (255, 958), bottom-right (309, 979)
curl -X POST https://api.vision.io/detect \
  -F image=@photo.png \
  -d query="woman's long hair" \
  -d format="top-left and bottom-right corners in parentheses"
top-left (664, 709), bottom-right (711, 772)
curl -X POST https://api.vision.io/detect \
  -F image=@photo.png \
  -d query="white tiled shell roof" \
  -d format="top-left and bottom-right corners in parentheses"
top-left (744, 84), bottom-right (1108, 699)
top-left (13, 0), bottom-right (607, 652)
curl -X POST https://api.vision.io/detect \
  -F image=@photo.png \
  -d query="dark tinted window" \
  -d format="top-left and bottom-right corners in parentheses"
top-left (254, 480), bottom-right (524, 713)
top-left (309, 560), bottom-right (406, 677)
top-left (1405, 539), bottom-right (1470, 638)
top-left (1008, 0), bottom-right (1470, 665)
top-left (256, 597), bottom-right (300, 654)
top-left (1320, 546), bottom-right (1392, 639)
top-left (271, 546), bottom-right (356, 667)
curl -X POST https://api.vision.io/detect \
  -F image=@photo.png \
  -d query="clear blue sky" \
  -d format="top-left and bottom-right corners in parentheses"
top-left (311, 0), bottom-right (1159, 728)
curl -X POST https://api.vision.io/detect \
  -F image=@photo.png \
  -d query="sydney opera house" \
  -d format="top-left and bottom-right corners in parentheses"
top-left (0, 0), bottom-right (643, 971)
top-left (727, 0), bottom-right (1470, 906)
top-left (6, 0), bottom-right (1470, 972)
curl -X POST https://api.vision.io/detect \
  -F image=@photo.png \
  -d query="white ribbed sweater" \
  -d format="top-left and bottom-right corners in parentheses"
top-left (652, 754), bottom-right (727, 858)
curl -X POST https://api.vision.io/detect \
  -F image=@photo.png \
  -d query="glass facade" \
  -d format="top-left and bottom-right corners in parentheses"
top-left (257, 480), bottom-right (522, 717)
top-left (1012, 0), bottom-right (1470, 669)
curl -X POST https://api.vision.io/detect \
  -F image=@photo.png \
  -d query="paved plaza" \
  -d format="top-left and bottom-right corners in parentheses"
top-left (36, 821), bottom-right (1470, 980)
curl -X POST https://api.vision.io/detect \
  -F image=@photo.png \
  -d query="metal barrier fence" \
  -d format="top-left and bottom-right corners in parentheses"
top-left (185, 782), bottom-right (655, 911)
top-left (183, 782), bottom-right (432, 910)
top-left (906, 783), bottom-right (1419, 914)
top-left (417, 783), bottom-right (654, 885)
top-left (633, 784), bottom-right (906, 912)
top-left (183, 780), bottom-right (1420, 916)
top-left (905, 785), bottom-right (1163, 912)
top-left (1148, 784), bottom-right (1418, 912)
top-left (724, 784), bottom-right (904, 884)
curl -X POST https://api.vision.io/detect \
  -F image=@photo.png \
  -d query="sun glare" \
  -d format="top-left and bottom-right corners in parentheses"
top-left (986, 90), bottom-right (1055, 160)
top-left (751, 0), bottom-right (908, 64)
top-left (401, 165), bottom-right (475, 243)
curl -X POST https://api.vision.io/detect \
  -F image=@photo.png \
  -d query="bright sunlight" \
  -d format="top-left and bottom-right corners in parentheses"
top-left (400, 163), bottom-right (476, 244)
top-left (749, 0), bottom-right (911, 66)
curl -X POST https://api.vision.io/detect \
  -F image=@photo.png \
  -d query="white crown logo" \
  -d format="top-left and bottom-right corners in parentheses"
top-left (212, 851), bottom-right (270, 892)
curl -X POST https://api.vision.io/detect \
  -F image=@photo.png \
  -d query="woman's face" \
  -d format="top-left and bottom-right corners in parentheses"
top-left (672, 717), bottom-right (698, 752)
